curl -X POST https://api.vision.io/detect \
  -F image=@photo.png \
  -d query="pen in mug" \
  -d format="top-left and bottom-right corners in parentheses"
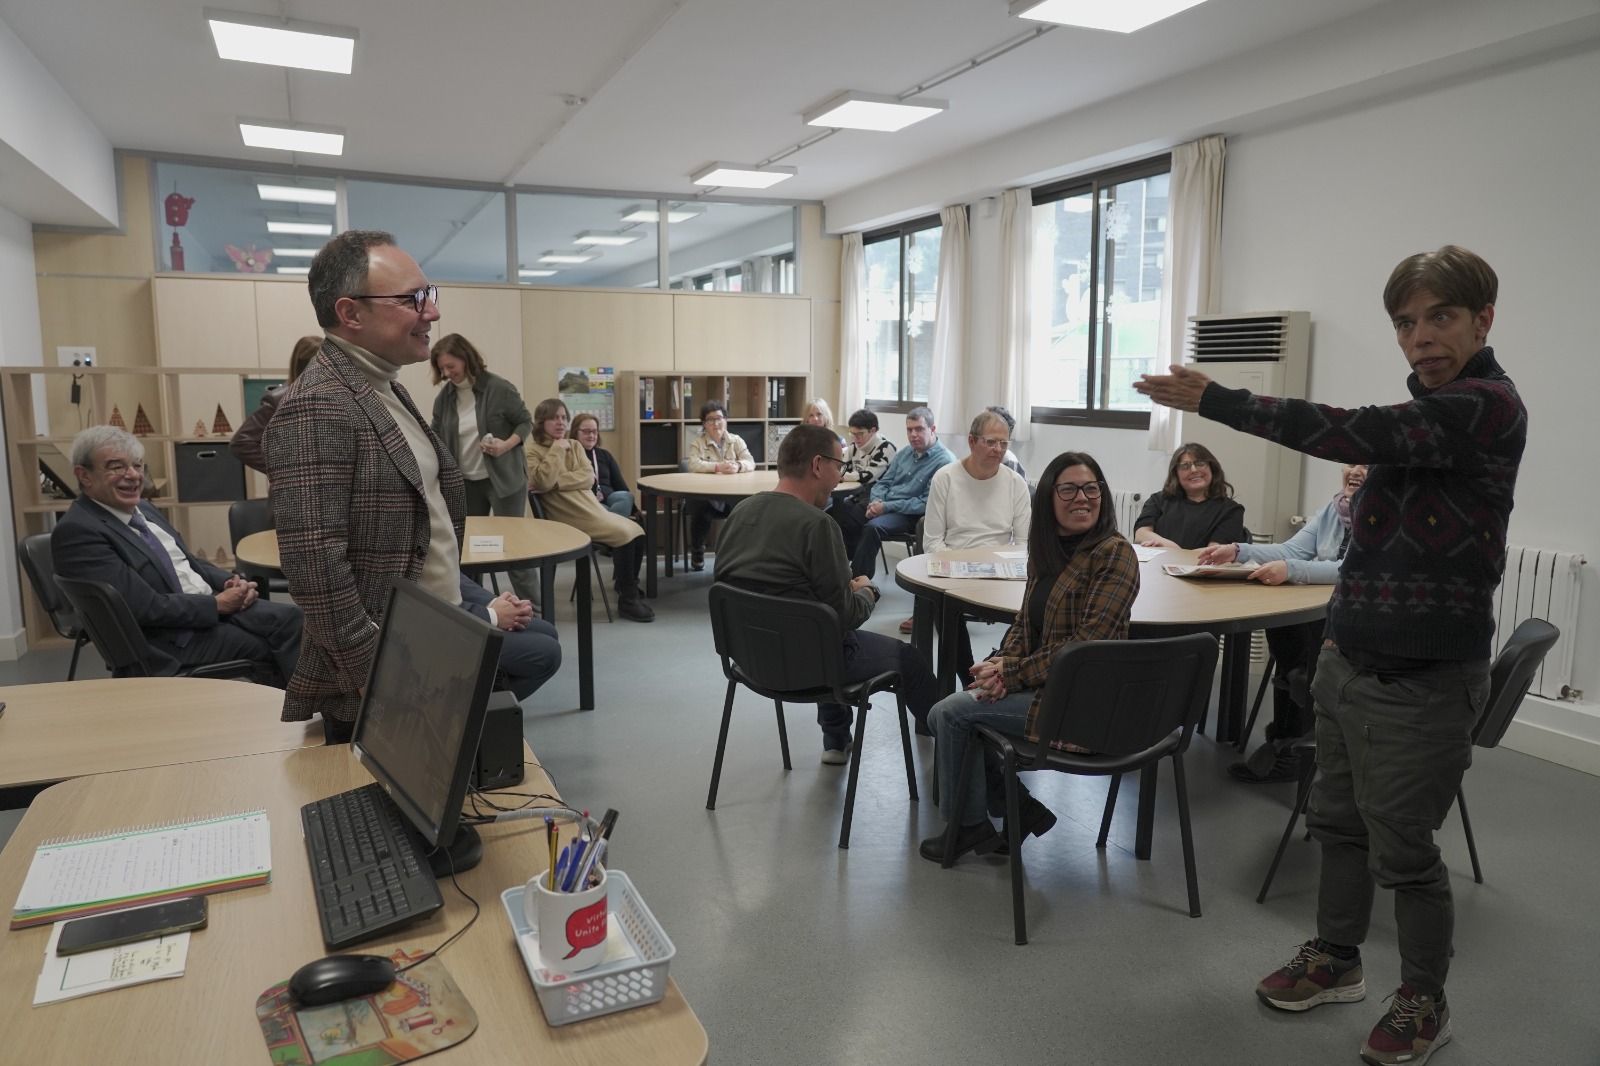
top-left (545, 816), bottom-right (557, 891)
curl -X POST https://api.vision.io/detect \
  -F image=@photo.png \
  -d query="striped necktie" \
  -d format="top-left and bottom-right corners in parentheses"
top-left (129, 510), bottom-right (183, 592)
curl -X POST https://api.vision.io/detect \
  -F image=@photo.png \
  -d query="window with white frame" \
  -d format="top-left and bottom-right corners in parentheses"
top-left (862, 216), bottom-right (942, 409)
top-left (1030, 156), bottom-right (1169, 428)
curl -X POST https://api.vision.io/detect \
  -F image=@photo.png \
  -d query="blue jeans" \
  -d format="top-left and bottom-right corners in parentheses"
top-left (817, 630), bottom-right (940, 751)
top-left (601, 489), bottom-right (634, 518)
top-left (851, 511), bottom-right (919, 579)
top-left (929, 688), bottom-right (1034, 826)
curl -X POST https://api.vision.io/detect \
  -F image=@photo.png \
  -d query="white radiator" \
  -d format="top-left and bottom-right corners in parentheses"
top-left (1493, 545), bottom-right (1586, 700)
top-left (1111, 490), bottom-right (1143, 538)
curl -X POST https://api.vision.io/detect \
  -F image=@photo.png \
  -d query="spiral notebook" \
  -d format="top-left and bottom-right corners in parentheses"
top-left (11, 810), bottom-right (271, 929)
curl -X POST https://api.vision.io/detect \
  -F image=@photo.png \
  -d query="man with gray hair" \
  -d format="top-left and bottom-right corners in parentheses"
top-left (267, 230), bottom-right (560, 742)
top-left (830, 405), bottom-right (953, 579)
top-left (51, 425), bottom-right (301, 683)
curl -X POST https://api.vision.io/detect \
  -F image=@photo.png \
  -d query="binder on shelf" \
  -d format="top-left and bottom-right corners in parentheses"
top-left (643, 378), bottom-right (655, 420)
top-left (767, 379), bottom-right (778, 418)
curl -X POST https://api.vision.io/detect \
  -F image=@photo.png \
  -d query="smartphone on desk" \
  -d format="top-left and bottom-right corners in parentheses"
top-left (57, 896), bottom-right (208, 956)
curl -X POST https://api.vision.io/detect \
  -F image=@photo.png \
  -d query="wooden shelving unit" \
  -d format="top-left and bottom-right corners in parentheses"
top-left (611, 370), bottom-right (810, 489)
top-left (3, 365), bottom-right (276, 651)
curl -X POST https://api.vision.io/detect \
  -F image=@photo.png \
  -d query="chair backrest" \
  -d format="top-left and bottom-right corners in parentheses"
top-left (53, 575), bottom-right (159, 676)
top-left (708, 582), bottom-right (847, 697)
top-left (527, 492), bottom-right (547, 520)
top-left (227, 498), bottom-right (275, 553)
top-left (1031, 633), bottom-right (1220, 756)
top-left (20, 534), bottom-right (80, 640)
top-left (1473, 618), bottom-right (1561, 750)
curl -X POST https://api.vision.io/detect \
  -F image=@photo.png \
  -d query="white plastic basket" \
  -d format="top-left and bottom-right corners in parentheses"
top-left (500, 869), bottom-right (676, 1027)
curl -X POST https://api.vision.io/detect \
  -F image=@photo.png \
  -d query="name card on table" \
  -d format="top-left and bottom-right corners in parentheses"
top-left (469, 535), bottom-right (505, 555)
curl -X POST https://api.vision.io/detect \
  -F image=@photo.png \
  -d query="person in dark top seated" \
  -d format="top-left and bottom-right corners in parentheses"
top-left (571, 412), bottom-right (634, 519)
top-left (53, 425), bottom-right (302, 685)
top-left (1134, 442), bottom-right (1247, 549)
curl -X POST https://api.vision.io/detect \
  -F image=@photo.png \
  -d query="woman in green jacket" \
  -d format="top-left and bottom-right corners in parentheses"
top-left (429, 333), bottom-right (540, 606)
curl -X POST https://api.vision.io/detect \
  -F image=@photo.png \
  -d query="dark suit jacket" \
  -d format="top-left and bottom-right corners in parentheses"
top-left (429, 370), bottom-right (534, 500)
top-left (51, 498), bottom-right (232, 670)
top-left (266, 338), bottom-right (467, 724)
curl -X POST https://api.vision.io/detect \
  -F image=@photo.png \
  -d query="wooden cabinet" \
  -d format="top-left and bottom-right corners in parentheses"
top-left (611, 370), bottom-right (810, 490)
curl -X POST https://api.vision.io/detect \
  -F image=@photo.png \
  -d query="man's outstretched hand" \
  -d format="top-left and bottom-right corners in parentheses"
top-left (1134, 364), bottom-right (1213, 412)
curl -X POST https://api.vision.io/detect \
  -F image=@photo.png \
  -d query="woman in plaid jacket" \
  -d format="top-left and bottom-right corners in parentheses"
top-left (920, 450), bottom-right (1140, 864)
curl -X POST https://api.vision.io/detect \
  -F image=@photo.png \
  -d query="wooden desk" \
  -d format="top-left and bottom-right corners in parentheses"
top-left (0, 746), bottom-right (708, 1064)
top-left (896, 547), bottom-right (1332, 741)
top-left (0, 677), bottom-right (319, 793)
top-left (237, 517), bottom-right (597, 710)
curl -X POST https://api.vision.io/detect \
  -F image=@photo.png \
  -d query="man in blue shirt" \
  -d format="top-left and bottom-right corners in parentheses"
top-left (830, 406), bottom-right (954, 579)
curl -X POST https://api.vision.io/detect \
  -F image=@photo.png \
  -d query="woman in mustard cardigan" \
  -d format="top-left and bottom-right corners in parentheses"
top-left (525, 397), bottom-right (654, 622)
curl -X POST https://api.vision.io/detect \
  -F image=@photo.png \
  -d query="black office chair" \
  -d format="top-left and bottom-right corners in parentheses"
top-left (53, 576), bottom-right (258, 681)
top-left (1236, 654), bottom-right (1278, 753)
top-left (946, 632), bottom-right (1219, 944)
top-left (18, 534), bottom-right (91, 680)
top-left (227, 498), bottom-right (288, 600)
top-left (1255, 618), bottom-right (1561, 902)
top-left (527, 493), bottom-right (614, 623)
top-left (876, 519), bottom-right (922, 575)
top-left (706, 583), bottom-right (919, 849)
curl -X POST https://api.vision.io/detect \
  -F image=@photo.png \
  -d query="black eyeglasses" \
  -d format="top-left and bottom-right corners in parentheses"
top-left (1053, 481), bottom-right (1103, 501)
top-left (352, 285), bottom-right (439, 313)
top-left (815, 455), bottom-right (846, 468)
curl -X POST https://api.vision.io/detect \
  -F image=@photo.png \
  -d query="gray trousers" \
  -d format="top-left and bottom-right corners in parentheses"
top-left (1307, 646), bottom-right (1488, 996)
top-left (463, 478), bottom-right (541, 603)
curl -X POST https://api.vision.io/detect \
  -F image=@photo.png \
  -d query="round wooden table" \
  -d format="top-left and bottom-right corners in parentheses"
top-left (895, 546), bottom-right (1332, 743)
top-left (236, 516), bottom-right (598, 709)
top-left (636, 471), bottom-right (856, 595)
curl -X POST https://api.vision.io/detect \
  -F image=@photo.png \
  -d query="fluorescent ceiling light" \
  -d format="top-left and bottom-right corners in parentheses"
top-left (271, 247), bottom-right (317, 258)
top-left (207, 10), bottom-right (357, 73)
top-left (519, 269), bottom-right (558, 278)
top-left (267, 220), bottom-right (332, 235)
top-left (240, 120), bottom-right (344, 156)
top-left (257, 184), bottom-right (336, 205)
top-left (1009, 0), bottom-right (1208, 32)
top-left (275, 266), bottom-right (310, 275)
top-left (621, 204), bottom-right (704, 224)
top-left (573, 230), bottom-right (642, 247)
top-left (690, 162), bottom-right (796, 189)
top-left (804, 92), bottom-right (947, 132)
top-left (538, 252), bottom-right (599, 264)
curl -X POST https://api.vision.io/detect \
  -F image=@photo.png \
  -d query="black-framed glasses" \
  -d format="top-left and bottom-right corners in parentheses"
top-left (352, 285), bottom-right (439, 313)
top-left (1053, 481), bottom-right (1103, 501)
top-left (815, 455), bottom-right (846, 469)
top-left (1175, 460), bottom-right (1209, 472)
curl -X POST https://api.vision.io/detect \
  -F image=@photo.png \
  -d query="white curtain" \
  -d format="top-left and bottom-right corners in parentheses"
top-left (838, 232), bottom-right (866, 419)
top-left (996, 188), bottom-right (1033, 443)
top-left (1149, 134), bottom-right (1226, 453)
top-left (926, 205), bottom-right (968, 435)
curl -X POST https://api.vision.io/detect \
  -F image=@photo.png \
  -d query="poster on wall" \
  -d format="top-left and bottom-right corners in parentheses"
top-left (558, 366), bottom-right (615, 431)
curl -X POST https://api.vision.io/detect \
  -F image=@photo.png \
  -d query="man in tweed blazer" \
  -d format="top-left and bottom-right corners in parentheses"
top-left (267, 231), bottom-right (559, 740)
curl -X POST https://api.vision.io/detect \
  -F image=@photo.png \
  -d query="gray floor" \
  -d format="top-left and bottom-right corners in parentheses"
top-left (4, 565), bottom-right (1598, 1064)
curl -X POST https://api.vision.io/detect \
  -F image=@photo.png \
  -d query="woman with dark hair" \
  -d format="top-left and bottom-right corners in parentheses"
top-left (428, 333), bottom-right (540, 605)
top-left (920, 451), bottom-right (1141, 863)
top-left (230, 335), bottom-right (322, 473)
top-left (570, 412), bottom-right (634, 518)
top-left (684, 399), bottom-right (755, 570)
top-left (1133, 442), bottom-right (1247, 549)
top-left (524, 397), bottom-right (654, 622)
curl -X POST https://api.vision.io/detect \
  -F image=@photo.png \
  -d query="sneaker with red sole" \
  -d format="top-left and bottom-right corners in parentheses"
top-left (1256, 940), bottom-right (1366, 1011)
top-left (1360, 985), bottom-right (1451, 1065)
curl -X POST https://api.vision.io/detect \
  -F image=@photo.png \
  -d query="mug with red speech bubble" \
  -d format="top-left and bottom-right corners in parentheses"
top-left (527, 868), bottom-right (609, 973)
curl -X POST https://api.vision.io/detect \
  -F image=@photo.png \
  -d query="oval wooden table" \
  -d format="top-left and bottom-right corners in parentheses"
top-left (896, 546), bottom-right (1333, 744)
top-left (237, 516), bottom-right (597, 709)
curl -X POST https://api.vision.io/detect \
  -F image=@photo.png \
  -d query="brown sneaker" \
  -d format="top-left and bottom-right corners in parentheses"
top-left (1256, 940), bottom-right (1366, 1011)
top-left (898, 616), bottom-right (914, 634)
top-left (1360, 986), bottom-right (1451, 1065)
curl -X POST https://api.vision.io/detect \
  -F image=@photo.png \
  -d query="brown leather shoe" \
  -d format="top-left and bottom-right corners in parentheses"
top-left (899, 616), bottom-right (914, 634)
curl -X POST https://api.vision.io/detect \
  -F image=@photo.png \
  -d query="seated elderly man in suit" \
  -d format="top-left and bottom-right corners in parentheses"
top-left (51, 425), bottom-right (302, 684)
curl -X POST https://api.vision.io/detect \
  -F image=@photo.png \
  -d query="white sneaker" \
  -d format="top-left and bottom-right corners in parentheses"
top-left (820, 748), bottom-right (850, 766)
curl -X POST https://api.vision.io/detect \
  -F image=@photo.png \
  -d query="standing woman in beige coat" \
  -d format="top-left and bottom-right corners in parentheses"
top-left (525, 397), bottom-right (654, 622)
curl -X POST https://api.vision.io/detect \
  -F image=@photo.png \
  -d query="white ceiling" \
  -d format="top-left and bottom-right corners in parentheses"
top-left (2, 0), bottom-right (1402, 207)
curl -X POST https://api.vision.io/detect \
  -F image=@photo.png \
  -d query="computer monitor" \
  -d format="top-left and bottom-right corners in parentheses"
top-left (350, 578), bottom-right (503, 873)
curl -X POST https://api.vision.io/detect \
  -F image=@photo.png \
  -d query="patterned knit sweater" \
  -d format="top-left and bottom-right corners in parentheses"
top-left (1197, 347), bottom-right (1525, 662)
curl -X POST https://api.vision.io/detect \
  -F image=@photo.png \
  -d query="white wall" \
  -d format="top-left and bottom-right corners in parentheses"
top-left (0, 204), bottom-right (44, 656)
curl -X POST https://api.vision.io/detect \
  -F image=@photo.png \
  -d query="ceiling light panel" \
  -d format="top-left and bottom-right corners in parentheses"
top-left (257, 184), bottom-right (337, 205)
top-left (519, 269), bottom-right (558, 278)
top-left (804, 92), bottom-right (947, 132)
top-left (690, 163), bottom-right (797, 189)
top-left (275, 266), bottom-right (310, 275)
top-left (1009, 0), bottom-right (1208, 33)
top-left (207, 10), bottom-right (357, 73)
top-left (621, 204), bottom-right (704, 224)
top-left (266, 220), bottom-right (333, 236)
top-left (538, 252), bottom-right (599, 264)
top-left (239, 121), bottom-right (345, 156)
top-left (271, 248), bottom-right (317, 258)
top-left (573, 230), bottom-right (643, 247)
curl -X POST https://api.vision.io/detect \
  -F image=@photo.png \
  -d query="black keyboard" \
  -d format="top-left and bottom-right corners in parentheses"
top-left (301, 784), bottom-right (444, 949)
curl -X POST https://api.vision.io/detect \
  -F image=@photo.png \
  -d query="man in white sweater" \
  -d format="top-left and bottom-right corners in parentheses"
top-left (920, 409), bottom-right (1032, 668)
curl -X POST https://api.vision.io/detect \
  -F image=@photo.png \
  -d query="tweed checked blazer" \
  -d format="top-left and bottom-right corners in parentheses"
top-left (266, 339), bottom-right (467, 724)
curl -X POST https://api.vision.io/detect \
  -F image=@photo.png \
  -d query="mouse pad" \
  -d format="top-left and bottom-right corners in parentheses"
top-left (255, 949), bottom-right (477, 1065)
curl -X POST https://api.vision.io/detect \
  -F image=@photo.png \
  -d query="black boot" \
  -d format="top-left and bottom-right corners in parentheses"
top-left (614, 541), bottom-right (655, 622)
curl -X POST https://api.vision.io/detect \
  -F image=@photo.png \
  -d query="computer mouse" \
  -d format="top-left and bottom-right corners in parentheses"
top-left (287, 953), bottom-right (398, 1008)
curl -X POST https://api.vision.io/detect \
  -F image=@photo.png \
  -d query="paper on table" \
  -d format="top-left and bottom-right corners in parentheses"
top-left (34, 920), bottom-right (189, 1005)
top-left (994, 550), bottom-right (1027, 560)
top-left (468, 535), bottom-right (505, 554)
top-left (1132, 545), bottom-right (1165, 562)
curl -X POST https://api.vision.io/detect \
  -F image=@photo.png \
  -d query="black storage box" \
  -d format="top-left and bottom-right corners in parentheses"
top-left (174, 442), bottom-right (245, 502)
top-left (472, 690), bottom-right (525, 791)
